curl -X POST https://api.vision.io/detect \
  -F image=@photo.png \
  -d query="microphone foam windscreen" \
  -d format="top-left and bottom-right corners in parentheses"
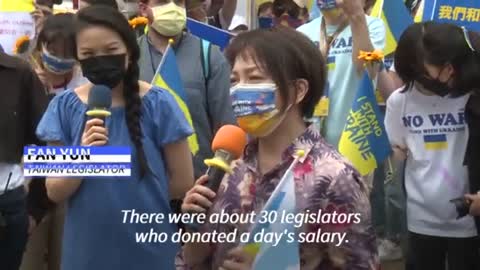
top-left (211, 125), bottom-right (248, 159)
top-left (88, 85), bottom-right (112, 109)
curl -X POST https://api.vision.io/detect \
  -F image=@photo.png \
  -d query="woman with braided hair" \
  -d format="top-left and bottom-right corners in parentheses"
top-left (36, 6), bottom-right (194, 270)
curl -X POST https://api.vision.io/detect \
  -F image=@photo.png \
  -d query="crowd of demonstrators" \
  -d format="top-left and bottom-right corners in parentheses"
top-left (3, 0), bottom-right (480, 270)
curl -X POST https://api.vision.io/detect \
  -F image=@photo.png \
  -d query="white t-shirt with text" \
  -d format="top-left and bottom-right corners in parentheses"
top-left (385, 85), bottom-right (476, 237)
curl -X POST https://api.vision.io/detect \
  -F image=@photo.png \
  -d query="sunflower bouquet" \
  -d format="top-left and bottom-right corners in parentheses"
top-left (14, 35), bottom-right (31, 55)
top-left (358, 49), bottom-right (385, 78)
top-left (129, 16), bottom-right (149, 29)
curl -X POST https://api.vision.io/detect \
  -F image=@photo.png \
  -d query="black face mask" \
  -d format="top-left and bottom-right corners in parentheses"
top-left (416, 76), bottom-right (452, 97)
top-left (80, 54), bottom-right (127, 88)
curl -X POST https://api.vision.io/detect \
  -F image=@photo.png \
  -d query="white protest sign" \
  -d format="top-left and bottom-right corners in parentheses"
top-left (0, 12), bottom-right (34, 54)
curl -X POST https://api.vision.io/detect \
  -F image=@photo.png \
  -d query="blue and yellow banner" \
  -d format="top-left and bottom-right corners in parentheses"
top-left (371, 0), bottom-right (413, 56)
top-left (152, 42), bottom-right (199, 155)
top-left (338, 72), bottom-right (392, 176)
top-left (422, 0), bottom-right (480, 31)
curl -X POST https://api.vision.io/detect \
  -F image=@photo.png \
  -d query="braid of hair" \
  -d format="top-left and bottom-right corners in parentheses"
top-left (123, 62), bottom-right (149, 178)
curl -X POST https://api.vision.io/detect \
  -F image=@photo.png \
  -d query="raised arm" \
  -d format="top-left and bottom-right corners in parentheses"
top-left (218, 0), bottom-right (237, 29)
top-left (339, 0), bottom-right (386, 75)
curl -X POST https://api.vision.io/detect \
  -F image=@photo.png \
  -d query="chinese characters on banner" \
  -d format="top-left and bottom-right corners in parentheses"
top-left (0, 0), bottom-right (35, 55)
top-left (423, 0), bottom-right (480, 30)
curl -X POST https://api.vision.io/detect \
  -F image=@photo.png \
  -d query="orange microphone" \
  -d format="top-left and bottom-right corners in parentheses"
top-left (203, 125), bottom-right (247, 192)
top-left (186, 125), bottom-right (246, 231)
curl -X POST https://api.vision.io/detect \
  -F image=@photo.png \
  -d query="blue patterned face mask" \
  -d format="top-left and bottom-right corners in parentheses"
top-left (230, 83), bottom-right (278, 118)
top-left (41, 49), bottom-right (76, 75)
top-left (230, 83), bottom-right (289, 137)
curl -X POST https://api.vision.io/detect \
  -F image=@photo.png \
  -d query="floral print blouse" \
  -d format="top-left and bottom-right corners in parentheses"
top-left (177, 125), bottom-right (379, 270)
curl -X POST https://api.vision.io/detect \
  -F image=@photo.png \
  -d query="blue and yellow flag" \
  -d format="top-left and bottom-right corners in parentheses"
top-left (371, 0), bottom-right (413, 55)
top-left (244, 152), bottom-right (302, 270)
top-left (186, 18), bottom-right (233, 51)
top-left (152, 41), bottom-right (199, 155)
top-left (338, 72), bottom-right (391, 176)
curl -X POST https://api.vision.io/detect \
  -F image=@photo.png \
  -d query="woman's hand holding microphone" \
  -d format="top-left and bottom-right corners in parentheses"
top-left (181, 175), bottom-right (216, 215)
top-left (45, 117), bottom-right (106, 203)
top-left (81, 119), bottom-right (108, 146)
top-left (181, 176), bottom-right (254, 270)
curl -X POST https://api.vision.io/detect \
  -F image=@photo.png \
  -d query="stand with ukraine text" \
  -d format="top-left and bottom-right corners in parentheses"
top-left (338, 50), bottom-right (391, 182)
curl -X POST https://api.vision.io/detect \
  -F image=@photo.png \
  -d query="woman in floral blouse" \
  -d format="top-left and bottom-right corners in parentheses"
top-left (179, 27), bottom-right (378, 270)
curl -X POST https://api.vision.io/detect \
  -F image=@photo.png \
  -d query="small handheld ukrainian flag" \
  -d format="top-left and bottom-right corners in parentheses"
top-left (370, 0), bottom-right (413, 55)
top-left (243, 151), bottom-right (303, 270)
top-left (152, 40), bottom-right (199, 155)
top-left (338, 72), bottom-right (392, 176)
top-left (186, 18), bottom-right (233, 51)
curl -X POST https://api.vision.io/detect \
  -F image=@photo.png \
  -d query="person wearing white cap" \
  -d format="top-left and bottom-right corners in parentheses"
top-left (228, 14), bottom-right (247, 34)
